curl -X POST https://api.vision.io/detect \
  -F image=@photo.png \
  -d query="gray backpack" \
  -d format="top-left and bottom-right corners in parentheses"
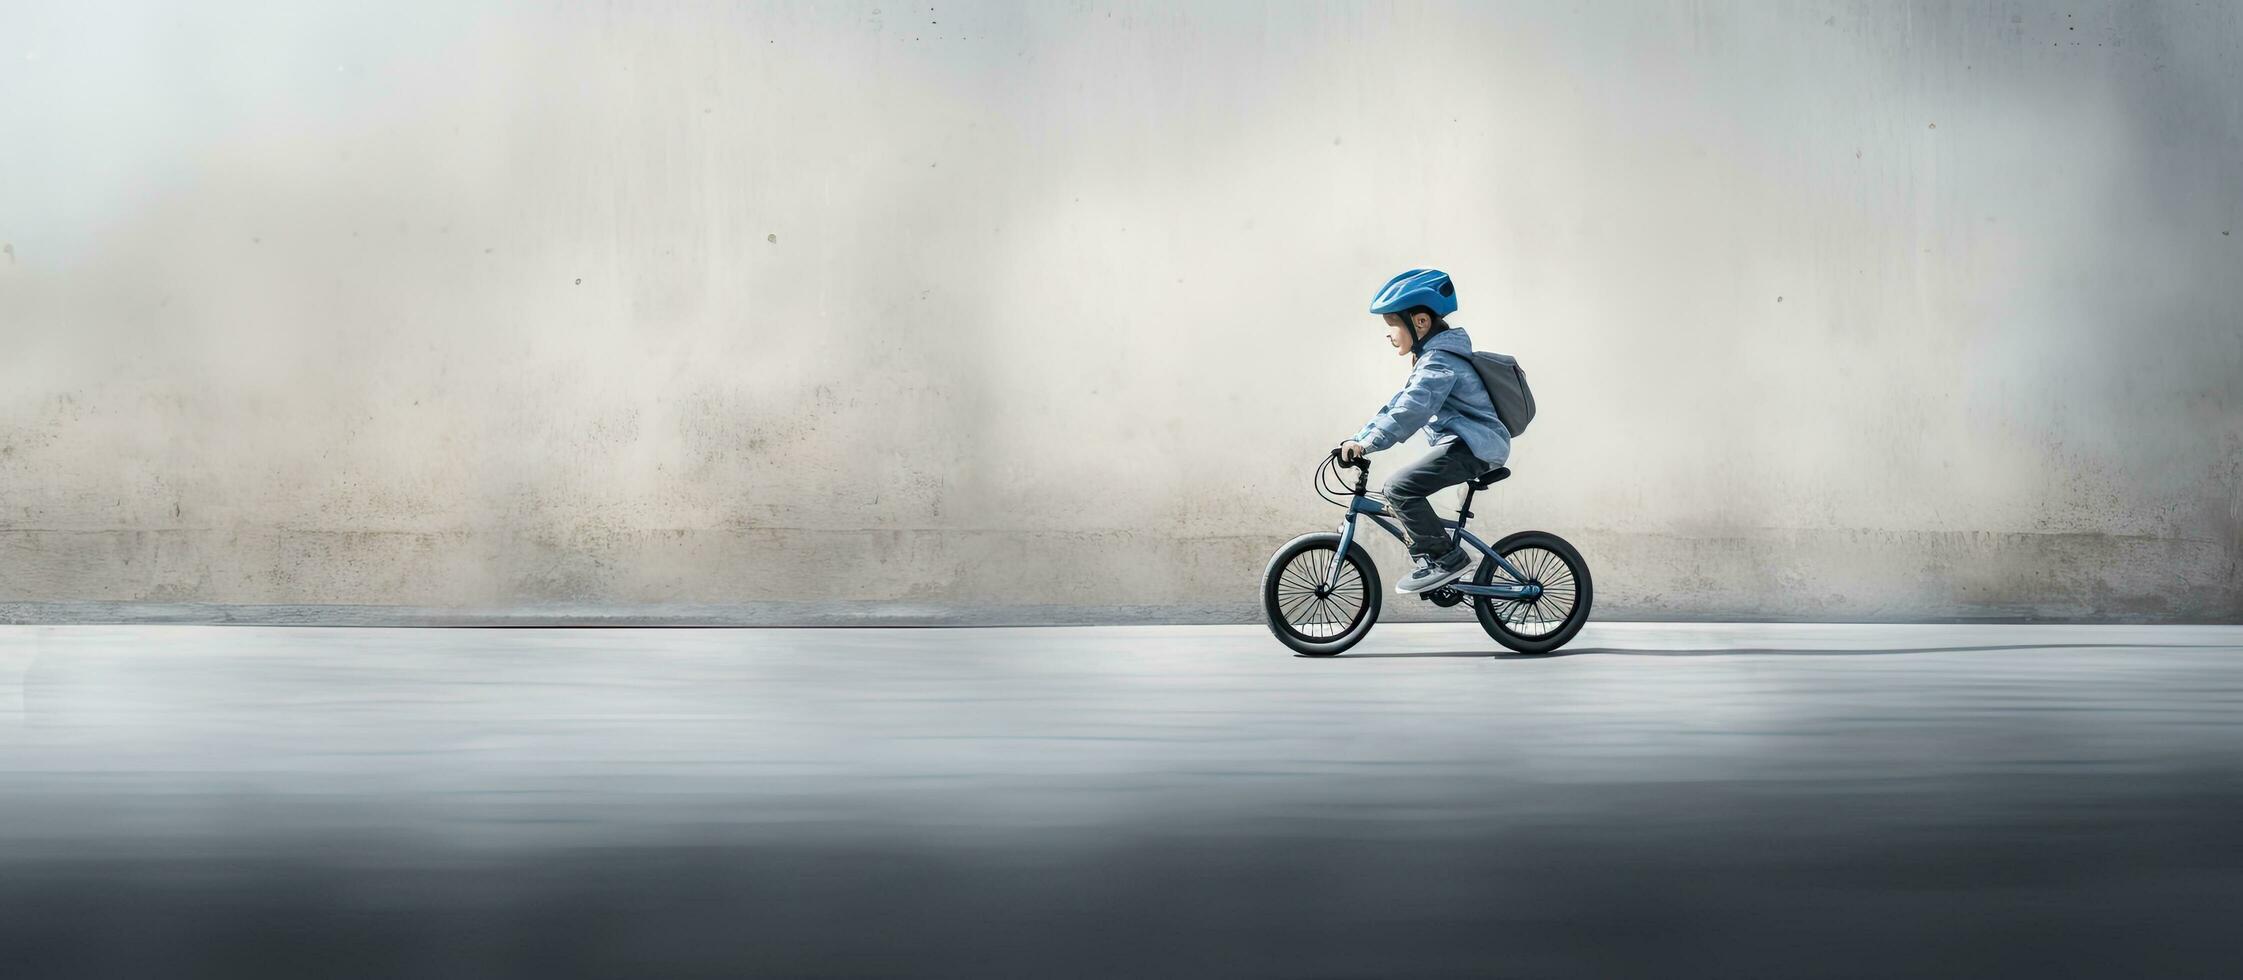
top-left (1459, 351), bottom-right (1536, 437)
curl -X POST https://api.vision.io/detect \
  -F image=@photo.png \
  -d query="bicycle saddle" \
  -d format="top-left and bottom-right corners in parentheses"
top-left (1468, 467), bottom-right (1512, 490)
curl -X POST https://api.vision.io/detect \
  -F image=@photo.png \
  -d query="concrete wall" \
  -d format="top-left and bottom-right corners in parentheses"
top-left (3, 1), bottom-right (2239, 623)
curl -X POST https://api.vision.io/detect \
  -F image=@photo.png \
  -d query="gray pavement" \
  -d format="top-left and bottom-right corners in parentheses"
top-left (3, 622), bottom-right (2241, 978)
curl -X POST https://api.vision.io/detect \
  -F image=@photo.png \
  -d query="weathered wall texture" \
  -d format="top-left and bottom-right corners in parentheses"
top-left (2, 1), bottom-right (2239, 623)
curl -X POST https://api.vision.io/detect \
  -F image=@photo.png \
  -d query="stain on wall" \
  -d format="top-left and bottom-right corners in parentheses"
top-left (1, 1), bottom-right (2238, 622)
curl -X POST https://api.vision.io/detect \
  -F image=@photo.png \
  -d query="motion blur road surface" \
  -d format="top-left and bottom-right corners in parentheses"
top-left (3, 622), bottom-right (2240, 978)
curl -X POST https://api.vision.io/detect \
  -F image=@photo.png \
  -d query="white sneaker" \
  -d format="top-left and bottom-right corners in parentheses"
top-left (1396, 548), bottom-right (1473, 594)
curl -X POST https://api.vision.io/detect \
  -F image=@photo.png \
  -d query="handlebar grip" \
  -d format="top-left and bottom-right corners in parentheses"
top-left (1330, 447), bottom-right (1369, 470)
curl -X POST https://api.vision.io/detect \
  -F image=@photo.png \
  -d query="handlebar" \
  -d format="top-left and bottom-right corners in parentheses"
top-left (1316, 447), bottom-right (1374, 506)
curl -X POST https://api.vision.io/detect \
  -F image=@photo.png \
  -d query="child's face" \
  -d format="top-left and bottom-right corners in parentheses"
top-left (1381, 313), bottom-right (1419, 356)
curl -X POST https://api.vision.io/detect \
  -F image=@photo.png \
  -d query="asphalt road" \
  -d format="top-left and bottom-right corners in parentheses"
top-left (3, 622), bottom-right (2241, 978)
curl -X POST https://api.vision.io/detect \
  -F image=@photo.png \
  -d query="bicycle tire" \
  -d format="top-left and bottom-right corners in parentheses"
top-left (1470, 530), bottom-right (1593, 654)
top-left (1261, 532), bottom-right (1382, 656)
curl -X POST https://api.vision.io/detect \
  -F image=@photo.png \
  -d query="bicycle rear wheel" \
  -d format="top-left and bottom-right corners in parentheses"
top-left (1261, 532), bottom-right (1381, 656)
top-left (1471, 530), bottom-right (1593, 654)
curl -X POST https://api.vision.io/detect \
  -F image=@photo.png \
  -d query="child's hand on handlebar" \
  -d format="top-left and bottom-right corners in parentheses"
top-left (1338, 441), bottom-right (1368, 463)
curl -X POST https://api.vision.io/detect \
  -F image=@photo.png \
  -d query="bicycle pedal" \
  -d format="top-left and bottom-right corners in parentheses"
top-left (1421, 586), bottom-right (1467, 608)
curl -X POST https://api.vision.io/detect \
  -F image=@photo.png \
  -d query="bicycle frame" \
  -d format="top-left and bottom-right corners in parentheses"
top-left (1325, 475), bottom-right (1539, 601)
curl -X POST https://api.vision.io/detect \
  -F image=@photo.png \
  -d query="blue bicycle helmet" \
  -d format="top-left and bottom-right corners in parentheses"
top-left (1368, 268), bottom-right (1458, 317)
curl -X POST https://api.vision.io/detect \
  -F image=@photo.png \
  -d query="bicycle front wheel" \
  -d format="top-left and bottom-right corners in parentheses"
top-left (1261, 532), bottom-right (1381, 656)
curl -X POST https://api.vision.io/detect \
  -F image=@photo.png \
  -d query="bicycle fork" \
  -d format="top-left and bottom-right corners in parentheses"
top-left (1327, 512), bottom-right (1360, 589)
top-left (1326, 492), bottom-right (1394, 589)
top-left (1324, 458), bottom-right (1376, 588)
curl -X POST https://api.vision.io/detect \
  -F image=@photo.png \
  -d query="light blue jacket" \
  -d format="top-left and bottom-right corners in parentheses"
top-left (1351, 327), bottom-right (1512, 466)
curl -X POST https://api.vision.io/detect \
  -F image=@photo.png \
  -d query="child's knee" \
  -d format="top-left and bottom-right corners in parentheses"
top-left (1382, 479), bottom-right (1425, 503)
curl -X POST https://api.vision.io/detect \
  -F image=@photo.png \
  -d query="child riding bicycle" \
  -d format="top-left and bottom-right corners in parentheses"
top-left (1337, 269), bottom-right (1511, 595)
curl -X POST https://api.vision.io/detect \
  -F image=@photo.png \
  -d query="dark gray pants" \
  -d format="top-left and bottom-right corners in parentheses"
top-left (1382, 440), bottom-right (1492, 560)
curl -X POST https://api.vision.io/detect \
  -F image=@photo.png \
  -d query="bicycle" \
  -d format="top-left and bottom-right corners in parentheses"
top-left (1260, 449), bottom-right (1593, 656)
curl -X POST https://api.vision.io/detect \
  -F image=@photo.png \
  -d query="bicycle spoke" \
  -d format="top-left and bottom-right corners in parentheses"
top-left (1531, 595), bottom-right (1560, 630)
top-left (1541, 589), bottom-right (1574, 615)
top-left (1542, 588), bottom-right (1574, 624)
top-left (1330, 587), bottom-right (1362, 619)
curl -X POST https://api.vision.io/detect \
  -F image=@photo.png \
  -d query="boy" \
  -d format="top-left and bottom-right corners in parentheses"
top-left (1338, 268), bottom-right (1511, 594)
